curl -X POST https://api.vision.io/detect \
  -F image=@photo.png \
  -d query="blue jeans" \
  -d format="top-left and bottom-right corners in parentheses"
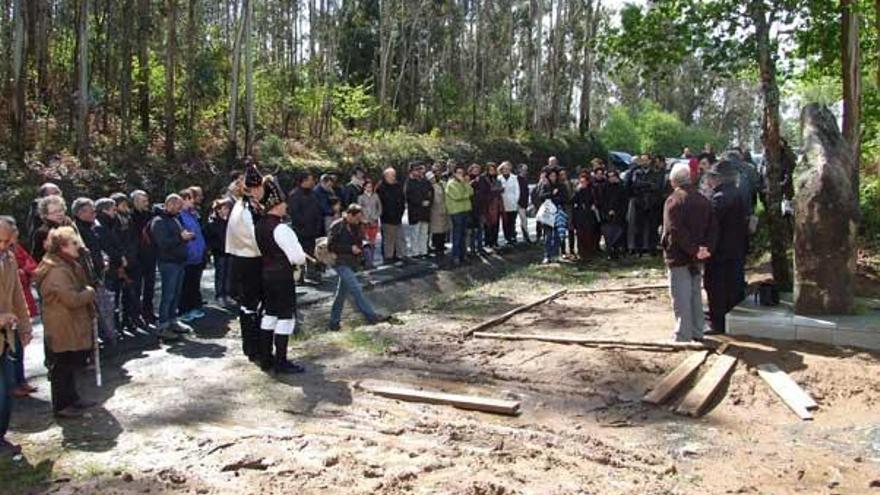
top-left (13, 333), bottom-right (24, 385)
top-left (158, 261), bottom-right (186, 329)
top-left (543, 225), bottom-right (560, 260)
top-left (330, 265), bottom-right (378, 328)
top-left (451, 213), bottom-right (469, 262)
top-left (0, 350), bottom-right (15, 439)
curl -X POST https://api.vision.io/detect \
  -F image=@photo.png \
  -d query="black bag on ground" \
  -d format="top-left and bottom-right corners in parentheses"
top-left (755, 282), bottom-right (780, 306)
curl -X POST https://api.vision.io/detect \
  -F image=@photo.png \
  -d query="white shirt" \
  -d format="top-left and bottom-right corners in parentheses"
top-left (225, 199), bottom-right (261, 258)
top-left (273, 223), bottom-right (307, 266)
top-left (498, 174), bottom-right (520, 212)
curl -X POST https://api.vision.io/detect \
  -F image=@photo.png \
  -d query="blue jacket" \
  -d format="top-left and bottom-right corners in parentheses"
top-left (149, 208), bottom-right (188, 264)
top-left (179, 209), bottom-right (206, 265)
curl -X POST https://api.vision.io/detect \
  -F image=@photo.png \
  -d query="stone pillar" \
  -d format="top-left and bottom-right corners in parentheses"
top-left (793, 104), bottom-right (859, 315)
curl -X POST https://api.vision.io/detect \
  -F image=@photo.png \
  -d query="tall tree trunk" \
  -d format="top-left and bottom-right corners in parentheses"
top-left (752, 2), bottom-right (792, 290)
top-left (186, 0), bottom-right (199, 152)
top-left (841, 0), bottom-right (861, 197)
top-left (229, 0), bottom-right (246, 158)
top-left (138, 0), bottom-right (151, 142)
top-left (578, 0), bottom-right (598, 137)
top-left (121, 0), bottom-right (134, 147)
top-left (10, 0), bottom-right (26, 162)
top-left (532, 0), bottom-right (543, 130)
top-left (76, 0), bottom-right (90, 162)
top-left (165, 0), bottom-right (177, 162)
top-left (244, 0), bottom-right (255, 155)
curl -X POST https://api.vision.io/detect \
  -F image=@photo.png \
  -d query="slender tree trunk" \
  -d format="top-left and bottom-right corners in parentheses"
top-left (120, 0), bottom-right (134, 147)
top-left (841, 0), bottom-right (861, 197)
top-left (229, 0), bottom-right (246, 158)
top-left (753, 3), bottom-right (792, 290)
top-left (186, 0), bottom-right (199, 152)
top-left (533, 0), bottom-right (543, 130)
top-left (165, 0), bottom-right (177, 162)
top-left (11, 0), bottom-right (26, 162)
top-left (579, 0), bottom-right (598, 137)
top-left (138, 0), bottom-right (151, 141)
top-left (76, 0), bottom-right (90, 162)
top-left (244, 0), bottom-right (255, 155)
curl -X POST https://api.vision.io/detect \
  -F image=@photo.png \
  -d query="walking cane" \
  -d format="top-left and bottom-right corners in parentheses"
top-left (92, 311), bottom-right (102, 387)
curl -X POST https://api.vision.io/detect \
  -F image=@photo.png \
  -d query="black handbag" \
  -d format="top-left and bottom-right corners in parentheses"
top-left (755, 282), bottom-right (780, 306)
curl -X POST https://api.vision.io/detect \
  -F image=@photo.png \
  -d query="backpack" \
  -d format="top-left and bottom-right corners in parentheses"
top-left (314, 236), bottom-right (336, 266)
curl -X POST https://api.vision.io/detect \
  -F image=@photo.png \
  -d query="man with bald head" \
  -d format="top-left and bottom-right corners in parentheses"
top-left (376, 167), bottom-right (406, 263)
top-left (150, 194), bottom-right (192, 341)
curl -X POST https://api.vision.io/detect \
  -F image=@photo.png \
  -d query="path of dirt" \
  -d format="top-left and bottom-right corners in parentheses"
top-left (4, 255), bottom-right (880, 494)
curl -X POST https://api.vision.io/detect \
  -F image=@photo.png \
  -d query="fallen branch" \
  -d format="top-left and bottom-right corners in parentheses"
top-left (472, 332), bottom-right (707, 351)
top-left (462, 289), bottom-right (568, 338)
top-left (569, 284), bottom-right (668, 296)
top-left (359, 383), bottom-right (520, 416)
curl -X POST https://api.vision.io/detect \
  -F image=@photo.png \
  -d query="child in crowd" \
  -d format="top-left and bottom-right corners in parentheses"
top-left (357, 179), bottom-right (381, 268)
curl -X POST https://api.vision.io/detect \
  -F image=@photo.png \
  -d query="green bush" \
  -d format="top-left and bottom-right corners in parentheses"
top-left (599, 106), bottom-right (640, 152)
top-left (861, 174), bottom-right (880, 244)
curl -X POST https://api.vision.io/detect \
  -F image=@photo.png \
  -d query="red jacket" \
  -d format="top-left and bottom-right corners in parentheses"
top-left (14, 243), bottom-right (39, 317)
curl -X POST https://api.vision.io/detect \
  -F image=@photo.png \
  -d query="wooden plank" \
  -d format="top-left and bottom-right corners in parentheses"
top-left (361, 384), bottom-right (521, 416)
top-left (462, 289), bottom-right (568, 338)
top-left (756, 363), bottom-right (817, 420)
top-left (642, 351), bottom-right (709, 405)
top-left (569, 284), bottom-right (668, 295)
top-left (675, 354), bottom-right (738, 417)
top-left (472, 332), bottom-right (707, 351)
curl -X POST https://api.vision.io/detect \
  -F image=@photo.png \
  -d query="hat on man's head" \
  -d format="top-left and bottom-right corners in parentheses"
top-left (261, 175), bottom-right (286, 209)
top-left (244, 159), bottom-right (263, 188)
top-left (345, 203), bottom-right (363, 215)
top-left (706, 160), bottom-right (739, 178)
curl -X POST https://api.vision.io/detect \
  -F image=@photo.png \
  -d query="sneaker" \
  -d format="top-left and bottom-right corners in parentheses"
top-left (72, 400), bottom-right (98, 410)
top-left (172, 322), bottom-right (193, 334)
top-left (191, 309), bottom-right (206, 319)
top-left (178, 311), bottom-right (195, 323)
top-left (367, 314), bottom-right (391, 325)
top-left (327, 323), bottom-right (341, 332)
top-left (542, 258), bottom-right (550, 264)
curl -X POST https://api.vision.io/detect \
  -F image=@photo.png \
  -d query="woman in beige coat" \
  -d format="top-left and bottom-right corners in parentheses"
top-left (428, 172), bottom-right (450, 254)
top-left (35, 226), bottom-right (96, 418)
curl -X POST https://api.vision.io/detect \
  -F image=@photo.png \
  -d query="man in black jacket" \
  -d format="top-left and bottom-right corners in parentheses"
top-left (131, 190), bottom-right (158, 323)
top-left (72, 198), bottom-right (105, 284)
top-left (327, 204), bottom-right (387, 331)
top-left (376, 168), bottom-right (406, 262)
top-left (403, 163), bottom-right (433, 258)
top-left (703, 161), bottom-right (749, 334)
top-left (150, 194), bottom-right (192, 340)
top-left (287, 172), bottom-right (323, 282)
top-left (112, 192), bottom-right (144, 329)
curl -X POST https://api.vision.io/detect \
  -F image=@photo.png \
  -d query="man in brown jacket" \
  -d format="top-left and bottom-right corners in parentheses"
top-left (662, 163), bottom-right (714, 342)
top-left (0, 216), bottom-right (34, 455)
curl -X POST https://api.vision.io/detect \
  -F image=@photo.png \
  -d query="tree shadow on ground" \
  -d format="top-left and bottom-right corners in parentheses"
top-left (165, 338), bottom-right (227, 360)
top-left (272, 361), bottom-right (353, 415)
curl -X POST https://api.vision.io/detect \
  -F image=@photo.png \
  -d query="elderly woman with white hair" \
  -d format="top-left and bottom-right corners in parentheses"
top-left (32, 195), bottom-right (71, 262)
top-left (661, 163), bottom-right (715, 342)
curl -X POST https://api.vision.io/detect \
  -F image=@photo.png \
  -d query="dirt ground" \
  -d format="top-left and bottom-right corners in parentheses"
top-left (3, 254), bottom-right (880, 495)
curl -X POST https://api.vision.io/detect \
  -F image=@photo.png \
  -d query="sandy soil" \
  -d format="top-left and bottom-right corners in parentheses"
top-left (4, 256), bottom-right (880, 495)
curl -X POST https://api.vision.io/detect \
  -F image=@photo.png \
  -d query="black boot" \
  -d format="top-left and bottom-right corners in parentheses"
top-left (240, 313), bottom-right (257, 362)
top-left (258, 331), bottom-right (274, 371)
top-left (273, 334), bottom-right (305, 374)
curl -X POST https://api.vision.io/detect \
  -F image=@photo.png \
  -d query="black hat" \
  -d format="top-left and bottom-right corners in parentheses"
top-left (707, 160), bottom-right (739, 178)
top-left (244, 161), bottom-right (263, 188)
top-left (261, 175), bottom-right (286, 209)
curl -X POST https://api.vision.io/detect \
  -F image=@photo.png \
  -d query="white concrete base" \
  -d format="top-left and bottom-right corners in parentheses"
top-left (727, 297), bottom-right (880, 351)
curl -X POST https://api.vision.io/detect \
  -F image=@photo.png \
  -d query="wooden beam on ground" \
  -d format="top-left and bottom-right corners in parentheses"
top-left (360, 383), bottom-right (520, 416)
top-left (472, 332), bottom-right (707, 351)
top-left (569, 284), bottom-right (668, 296)
top-left (756, 363), bottom-right (817, 420)
top-left (675, 353), bottom-right (738, 417)
top-left (642, 351), bottom-right (709, 405)
top-left (462, 289), bottom-right (568, 338)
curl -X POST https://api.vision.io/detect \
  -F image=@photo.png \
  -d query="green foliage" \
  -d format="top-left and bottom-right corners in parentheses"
top-left (860, 175), bottom-right (880, 244)
top-left (331, 83), bottom-right (379, 127)
top-left (600, 103), bottom-right (725, 156)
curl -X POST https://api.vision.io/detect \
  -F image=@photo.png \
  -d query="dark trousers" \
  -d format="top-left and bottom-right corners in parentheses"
top-left (502, 211), bottom-right (517, 243)
top-left (575, 226), bottom-right (597, 259)
top-left (179, 264), bottom-right (204, 314)
top-left (139, 254), bottom-right (157, 316)
top-left (120, 264), bottom-right (143, 324)
top-left (299, 237), bottom-right (322, 280)
top-left (485, 221), bottom-right (500, 247)
top-left (13, 334), bottom-right (25, 386)
top-left (451, 213), bottom-right (468, 262)
top-left (231, 256), bottom-right (263, 313)
top-left (704, 258), bottom-right (743, 333)
top-left (49, 350), bottom-right (88, 412)
top-left (431, 233), bottom-right (447, 253)
top-left (0, 350), bottom-right (14, 438)
top-left (214, 254), bottom-right (231, 299)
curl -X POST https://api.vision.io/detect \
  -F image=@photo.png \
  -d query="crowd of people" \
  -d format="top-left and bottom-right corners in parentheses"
top-left (0, 145), bottom-right (764, 457)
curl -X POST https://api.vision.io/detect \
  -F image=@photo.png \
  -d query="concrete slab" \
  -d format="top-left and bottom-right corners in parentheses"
top-left (795, 325), bottom-right (834, 345)
top-left (792, 314), bottom-right (837, 330)
top-left (833, 329), bottom-right (880, 350)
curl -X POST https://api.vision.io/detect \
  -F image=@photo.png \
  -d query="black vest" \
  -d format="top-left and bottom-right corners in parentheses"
top-left (255, 214), bottom-right (291, 276)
